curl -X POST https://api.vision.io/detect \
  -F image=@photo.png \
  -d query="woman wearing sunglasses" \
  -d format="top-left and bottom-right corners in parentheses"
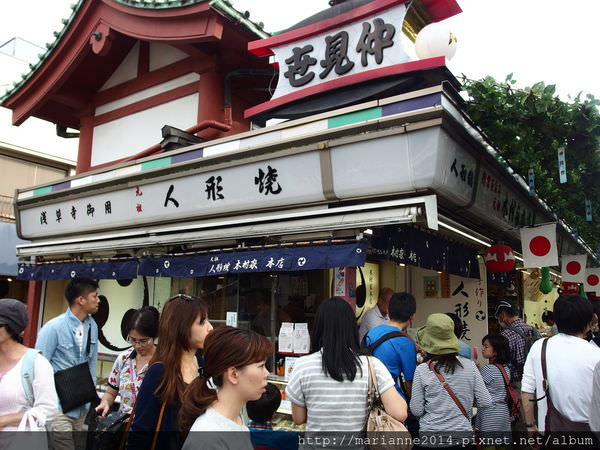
top-left (127, 295), bottom-right (212, 450)
top-left (95, 306), bottom-right (159, 418)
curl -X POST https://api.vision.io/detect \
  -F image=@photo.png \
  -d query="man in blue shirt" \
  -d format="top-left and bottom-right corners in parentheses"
top-left (365, 292), bottom-right (417, 400)
top-left (36, 277), bottom-right (99, 450)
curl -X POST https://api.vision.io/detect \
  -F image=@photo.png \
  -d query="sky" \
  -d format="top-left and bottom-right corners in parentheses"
top-left (0, 0), bottom-right (599, 100)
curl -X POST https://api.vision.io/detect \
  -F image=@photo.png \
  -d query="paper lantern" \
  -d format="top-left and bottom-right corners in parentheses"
top-left (415, 22), bottom-right (458, 60)
top-left (484, 244), bottom-right (516, 273)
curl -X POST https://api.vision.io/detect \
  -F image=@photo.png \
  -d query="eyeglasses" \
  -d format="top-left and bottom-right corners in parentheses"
top-left (127, 336), bottom-right (152, 346)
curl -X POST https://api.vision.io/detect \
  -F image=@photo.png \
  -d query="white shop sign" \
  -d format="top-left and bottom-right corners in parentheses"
top-left (269, 2), bottom-right (410, 100)
top-left (20, 152), bottom-right (325, 239)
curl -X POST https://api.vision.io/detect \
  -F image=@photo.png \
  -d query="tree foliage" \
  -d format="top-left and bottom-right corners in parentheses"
top-left (462, 75), bottom-right (600, 251)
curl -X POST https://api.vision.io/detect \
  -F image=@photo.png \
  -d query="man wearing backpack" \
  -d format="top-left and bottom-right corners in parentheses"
top-left (364, 292), bottom-right (418, 435)
top-left (495, 299), bottom-right (541, 386)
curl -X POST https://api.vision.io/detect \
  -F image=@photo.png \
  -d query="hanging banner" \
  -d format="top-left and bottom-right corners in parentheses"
top-left (561, 254), bottom-right (588, 283)
top-left (17, 259), bottom-right (138, 281)
top-left (558, 147), bottom-right (567, 184)
top-left (585, 199), bottom-right (592, 222)
top-left (519, 223), bottom-right (558, 268)
top-left (528, 168), bottom-right (535, 197)
top-left (139, 242), bottom-right (367, 277)
top-left (584, 268), bottom-right (600, 296)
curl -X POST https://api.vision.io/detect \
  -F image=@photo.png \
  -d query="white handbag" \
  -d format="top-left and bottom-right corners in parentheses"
top-left (17, 410), bottom-right (46, 432)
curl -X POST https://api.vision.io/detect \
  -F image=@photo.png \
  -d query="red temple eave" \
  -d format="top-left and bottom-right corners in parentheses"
top-left (1, 0), bottom-right (224, 127)
top-left (248, 0), bottom-right (461, 57)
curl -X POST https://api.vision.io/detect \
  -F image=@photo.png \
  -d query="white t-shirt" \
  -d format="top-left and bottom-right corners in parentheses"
top-left (358, 306), bottom-right (389, 342)
top-left (74, 323), bottom-right (85, 356)
top-left (183, 407), bottom-right (252, 450)
top-left (0, 351), bottom-right (59, 431)
top-left (286, 352), bottom-right (395, 432)
top-left (522, 334), bottom-right (600, 432)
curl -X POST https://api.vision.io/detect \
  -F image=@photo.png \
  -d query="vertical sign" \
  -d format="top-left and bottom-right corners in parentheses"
top-left (585, 199), bottom-right (592, 222)
top-left (558, 147), bottom-right (567, 184)
top-left (528, 168), bottom-right (535, 196)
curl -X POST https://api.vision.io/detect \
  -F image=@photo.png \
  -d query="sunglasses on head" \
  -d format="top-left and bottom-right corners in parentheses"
top-left (167, 293), bottom-right (195, 303)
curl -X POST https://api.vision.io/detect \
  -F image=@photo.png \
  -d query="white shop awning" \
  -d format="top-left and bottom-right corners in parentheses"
top-left (16, 195), bottom-right (437, 257)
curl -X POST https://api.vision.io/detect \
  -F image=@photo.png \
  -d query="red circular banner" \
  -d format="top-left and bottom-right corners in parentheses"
top-left (588, 274), bottom-right (599, 286)
top-left (530, 236), bottom-right (551, 256)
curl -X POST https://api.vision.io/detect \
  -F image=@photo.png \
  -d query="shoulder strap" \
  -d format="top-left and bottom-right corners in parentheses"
top-left (20, 349), bottom-right (39, 409)
top-left (494, 363), bottom-right (510, 387)
top-left (506, 324), bottom-right (527, 340)
top-left (541, 337), bottom-right (550, 398)
top-left (427, 361), bottom-right (474, 431)
top-left (85, 323), bottom-right (92, 357)
top-left (150, 400), bottom-right (168, 450)
top-left (366, 330), bottom-right (412, 353)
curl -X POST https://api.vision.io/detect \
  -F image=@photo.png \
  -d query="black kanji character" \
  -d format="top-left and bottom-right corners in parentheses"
top-left (55, 209), bottom-right (62, 223)
top-left (40, 211), bottom-right (48, 225)
top-left (164, 184), bottom-right (180, 208)
top-left (86, 203), bottom-right (95, 217)
top-left (319, 31), bottom-right (354, 79)
top-left (284, 45), bottom-right (317, 87)
top-left (450, 158), bottom-right (458, 177)
top-left (105, 201), bottom-right (112, 214)
top-left (70, 206), bottom-right (77, 220)
top-left (461, 320), bottom-right (471, 341)
top-left (460, 164), bottom-right (467, 182)
top-left (255, 166), bottom-right (282, 195)
top-left (467, 169), bottom-right (474, 187)
top-left (205, 176), bottom-right (224, 201)
top-left (355, 18), bottom-right (395, 66)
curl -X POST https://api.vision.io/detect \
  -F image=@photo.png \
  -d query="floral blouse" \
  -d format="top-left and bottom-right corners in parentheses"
top-left (107, 348), bottom-right (149, 413)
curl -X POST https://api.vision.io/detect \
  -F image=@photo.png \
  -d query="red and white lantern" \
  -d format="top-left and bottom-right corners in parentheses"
top-left (484, 244), bottom-right (516, 273)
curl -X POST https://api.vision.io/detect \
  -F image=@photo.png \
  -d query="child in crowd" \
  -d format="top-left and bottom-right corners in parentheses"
top-left (475, 334), bottom-right (512, 441)
top-left (247, 383), bottom-right (299, 450)
top-left (247, 383), bottom-right (281, 430)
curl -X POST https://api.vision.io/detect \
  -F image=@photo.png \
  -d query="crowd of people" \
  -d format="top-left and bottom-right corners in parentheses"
top-left (1, 277), bottom-right (600, 450)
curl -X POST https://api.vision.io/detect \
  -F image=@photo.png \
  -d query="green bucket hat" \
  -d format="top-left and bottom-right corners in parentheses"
top-left (417, 313), bottom-right (460, 355)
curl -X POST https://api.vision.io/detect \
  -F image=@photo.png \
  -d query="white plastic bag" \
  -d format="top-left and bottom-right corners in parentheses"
top-left (17, 410), bottom-right (45, 432)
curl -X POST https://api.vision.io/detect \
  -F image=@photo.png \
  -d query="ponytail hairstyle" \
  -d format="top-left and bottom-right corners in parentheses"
top-left (179, 326), bottom-right (274, 433)
top-left (151, 295), bottom-right (208, 406)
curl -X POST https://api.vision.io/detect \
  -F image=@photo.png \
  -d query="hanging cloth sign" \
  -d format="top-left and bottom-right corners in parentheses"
top-left (557, 147), bottom-right (567, 184)
top-left (519, 223), bottom-right (559, 269)
top-left (139, 242), bottom-right (367, 277)
top-left (584, 268), bottom-right (600, 296)
top-left (585, 199), bottom-right (592, 222)
top-left (528, 168), bottom-right (535, 197)
top-left (560, 254), bottom-right (588, 283)
top-left (17, 259), bottom-right (138, 281)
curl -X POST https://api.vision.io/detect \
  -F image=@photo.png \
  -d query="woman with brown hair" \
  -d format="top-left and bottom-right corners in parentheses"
top-left (127, 295), bottom-right (212, 450)
top-left (180, 326), bottom-right (274, 450)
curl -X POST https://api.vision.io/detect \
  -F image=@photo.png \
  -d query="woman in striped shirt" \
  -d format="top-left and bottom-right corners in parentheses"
top-left (286, 297), bottom-right (407, 442)
top-left (410, 313), bottom-right (491, 449)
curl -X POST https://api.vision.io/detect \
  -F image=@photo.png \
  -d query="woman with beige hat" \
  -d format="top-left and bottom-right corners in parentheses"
top-left (410, 313), bottom-right (492, 449)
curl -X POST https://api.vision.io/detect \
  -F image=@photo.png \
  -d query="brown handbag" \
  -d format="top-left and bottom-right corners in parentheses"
top-left (365, 357), bottom-right (413, 450)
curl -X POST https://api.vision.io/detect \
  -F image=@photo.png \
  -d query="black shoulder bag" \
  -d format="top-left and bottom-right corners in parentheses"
top-left (54, 324), bottom-right (99, 413)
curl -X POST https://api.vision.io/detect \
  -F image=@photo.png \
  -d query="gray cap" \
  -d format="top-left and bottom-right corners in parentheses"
top-left (0, 298), bottom-right (29, 334)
